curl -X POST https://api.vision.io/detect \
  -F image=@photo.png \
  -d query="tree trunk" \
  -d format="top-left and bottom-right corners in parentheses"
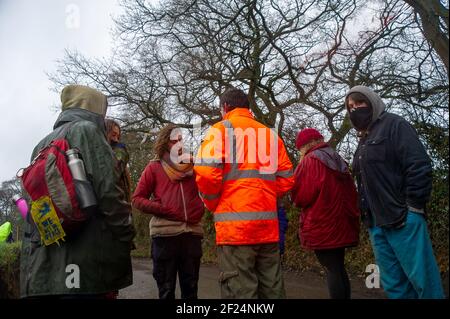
top-left (404, 0), bottom-right (449, 75)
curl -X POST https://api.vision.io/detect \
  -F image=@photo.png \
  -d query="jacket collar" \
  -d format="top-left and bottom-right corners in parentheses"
top-left (223, 108), bottom-right (254, 121)
top-left (305, 141), bottom-right (328, 156)
top-left (53, 108), bottom-right (106, 135)
top-left (305, 142), bottom-right (349, 173)
top-left (358, 110), bottom-right (387, 138)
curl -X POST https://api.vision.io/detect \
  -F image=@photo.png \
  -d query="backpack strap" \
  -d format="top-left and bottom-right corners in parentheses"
top-left (46, 121), bottom-right (81, 154)
top-left (28, 121), bottom-right (81, 166)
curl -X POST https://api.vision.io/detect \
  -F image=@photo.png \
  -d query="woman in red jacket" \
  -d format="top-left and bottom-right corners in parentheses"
top-left (132, 124), bottom-right (205, 299)
top-left (291, 128), bottom-right (360, 299)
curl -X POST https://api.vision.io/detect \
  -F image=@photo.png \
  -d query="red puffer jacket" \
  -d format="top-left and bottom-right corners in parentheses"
top-left (132, 160), bottom-right (204, 224)
top-left (292, 143), bottom-right (360, 250)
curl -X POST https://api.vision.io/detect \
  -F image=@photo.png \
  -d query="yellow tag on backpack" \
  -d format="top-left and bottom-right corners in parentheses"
top-left (30, 196), bottom-right (66, 246)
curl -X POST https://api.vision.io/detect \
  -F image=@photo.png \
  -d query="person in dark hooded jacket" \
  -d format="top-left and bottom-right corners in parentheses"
top-left (345, 85), bottom-right (444, 299)
top-left (291, 128), bottom-right (360, 299)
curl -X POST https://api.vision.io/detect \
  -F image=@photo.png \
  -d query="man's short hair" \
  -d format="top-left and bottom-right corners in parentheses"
top-left (220, 88), bottom-right (249, 111)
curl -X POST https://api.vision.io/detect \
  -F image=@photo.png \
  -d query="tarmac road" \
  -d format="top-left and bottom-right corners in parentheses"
top-left (118, 258), bottom-right (385, 299)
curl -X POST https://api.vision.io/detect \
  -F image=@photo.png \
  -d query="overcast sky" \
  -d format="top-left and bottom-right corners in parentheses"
top-left (0, 0), bottom-right (123, 183)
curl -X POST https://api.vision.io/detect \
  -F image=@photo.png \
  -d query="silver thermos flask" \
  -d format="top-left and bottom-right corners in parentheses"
top-left (66, 149), bottom-right (97, 209)
top-left (66, 149), bottom-right (87, 180)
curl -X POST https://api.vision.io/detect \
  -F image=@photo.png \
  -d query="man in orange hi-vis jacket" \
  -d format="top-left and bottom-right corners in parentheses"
top-left (194, 87), bottom-right (294, 299)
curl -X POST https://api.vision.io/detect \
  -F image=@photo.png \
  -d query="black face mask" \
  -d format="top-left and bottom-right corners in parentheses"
top-left (349, 107), bottom-right (373, 131)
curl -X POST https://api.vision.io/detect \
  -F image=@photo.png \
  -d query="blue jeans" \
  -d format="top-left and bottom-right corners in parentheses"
top-left (368, 211), bottom-right (445, 299)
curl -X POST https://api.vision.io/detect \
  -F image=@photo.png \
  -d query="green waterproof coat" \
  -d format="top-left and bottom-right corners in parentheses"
top-left (20, 108), bottom-right (136, 298)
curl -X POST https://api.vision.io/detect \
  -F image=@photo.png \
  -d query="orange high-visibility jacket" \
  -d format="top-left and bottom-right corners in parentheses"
top-left (194, 108), bottom-right (294, 245)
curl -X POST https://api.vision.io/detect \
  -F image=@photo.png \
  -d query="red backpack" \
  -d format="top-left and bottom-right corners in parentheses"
top-left (19, 124), bottom-right (92, 246)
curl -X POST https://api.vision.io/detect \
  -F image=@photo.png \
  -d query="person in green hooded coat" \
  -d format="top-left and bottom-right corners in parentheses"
top-left (20, 84), bottom-right (136, 298)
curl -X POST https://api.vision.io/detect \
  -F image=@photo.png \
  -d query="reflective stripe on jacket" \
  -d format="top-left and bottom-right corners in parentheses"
top-left (194, 108), bottom-right (294, 245)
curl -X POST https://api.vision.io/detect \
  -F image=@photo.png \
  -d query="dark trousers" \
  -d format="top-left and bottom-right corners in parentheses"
top-left (314, 248), bottom-right (351, 299)
top-left (151, 233), bottom-right (202, 299)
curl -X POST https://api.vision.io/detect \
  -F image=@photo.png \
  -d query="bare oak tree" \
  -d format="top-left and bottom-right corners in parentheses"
top-left (49, 0), bottom-right (448, 162)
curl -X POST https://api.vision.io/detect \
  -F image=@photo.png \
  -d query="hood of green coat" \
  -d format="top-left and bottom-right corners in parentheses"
top-left (60, 84), bottom-right (108, 117)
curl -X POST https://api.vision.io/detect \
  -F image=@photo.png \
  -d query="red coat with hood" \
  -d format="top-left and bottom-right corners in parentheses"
top-left (292, 142), bottom-right (360, 250)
